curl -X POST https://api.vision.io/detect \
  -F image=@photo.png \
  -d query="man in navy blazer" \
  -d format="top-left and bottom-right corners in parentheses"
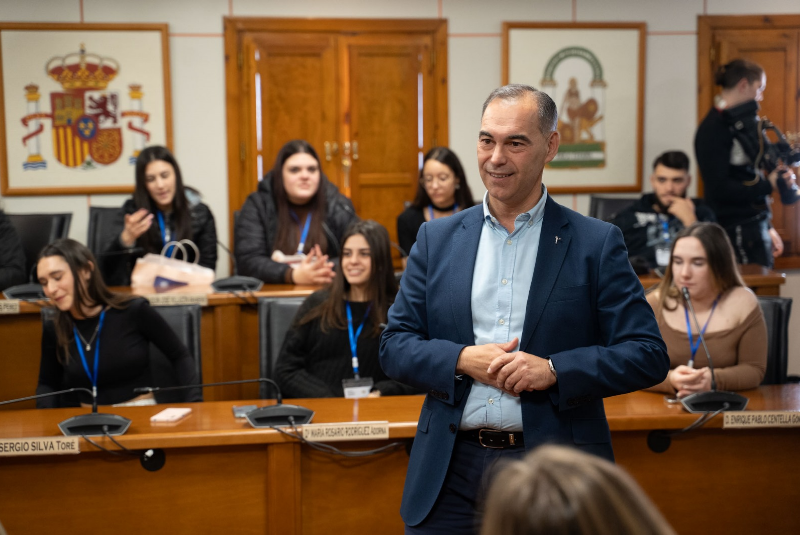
top-left (380, 85), bottom-right (669, 533)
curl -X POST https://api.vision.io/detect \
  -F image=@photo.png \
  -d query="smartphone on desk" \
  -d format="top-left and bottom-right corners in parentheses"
top-left (232, 405), bottom-right (258, 418)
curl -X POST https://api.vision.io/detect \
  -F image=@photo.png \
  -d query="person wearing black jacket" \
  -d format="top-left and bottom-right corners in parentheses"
top-left (612, 151), bottom-right (715, 269)
top-left (234, 140), bottom-right (358, 285)
top-left (36, 239), bottom-right (200, 407)
top-left (695, 59), bottom-right (795, 268)
top-left (100, 145), bottom-right (217, 286)
top-left (276, 220), bottom-right (415, 398)
top-left (0, 209), bottom-right (27, 291)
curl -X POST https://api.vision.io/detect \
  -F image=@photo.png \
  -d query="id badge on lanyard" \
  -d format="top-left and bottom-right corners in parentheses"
top-left (342, 302), bottom-right (374, 399)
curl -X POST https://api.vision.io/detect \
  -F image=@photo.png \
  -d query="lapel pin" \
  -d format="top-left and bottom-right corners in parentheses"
top-left (555, 236), bottom-right (561, 244)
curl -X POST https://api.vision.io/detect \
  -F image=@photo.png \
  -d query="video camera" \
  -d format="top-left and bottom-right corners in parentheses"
top-left (755, 117), bottom-right (800, 204)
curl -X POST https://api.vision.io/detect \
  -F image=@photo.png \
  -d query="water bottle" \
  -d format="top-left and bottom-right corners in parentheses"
top-left (655, 218), bottom-right (671, 268)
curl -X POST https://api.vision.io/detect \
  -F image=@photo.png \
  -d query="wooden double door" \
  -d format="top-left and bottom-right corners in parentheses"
top-left (225, 18), bottom-right (448, 263)
top-left (699, 15), bottom-right (800, 267)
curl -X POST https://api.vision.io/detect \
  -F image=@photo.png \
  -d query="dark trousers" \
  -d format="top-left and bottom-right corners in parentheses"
top-left (724, 217), bottom-right (773, 269)
top-left (405, 437), bottom-right (527, 535)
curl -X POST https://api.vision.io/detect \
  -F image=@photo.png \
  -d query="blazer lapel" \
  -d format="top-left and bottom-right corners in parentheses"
top-left (449, 210), bottom-right (483, 346)
top-left (520, 196), bottom-right (570, 350)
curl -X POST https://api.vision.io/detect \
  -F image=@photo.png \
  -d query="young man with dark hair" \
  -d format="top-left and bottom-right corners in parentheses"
top-left (611, 150), bottom-right (716, 269)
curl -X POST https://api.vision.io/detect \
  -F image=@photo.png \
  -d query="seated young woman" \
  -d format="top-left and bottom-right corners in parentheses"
top-left (101, 145), bottom-right (217, 286)
top-left (235, 139), bottom-right (358, 285)
top-left (276, 220), bottom-right (416, 398)
top-left (396, 146), bottom-right (475, 264)
top-left (646, 222), bottom-right (767, 397)
top-left (36, 239), bottom-right (201, 407)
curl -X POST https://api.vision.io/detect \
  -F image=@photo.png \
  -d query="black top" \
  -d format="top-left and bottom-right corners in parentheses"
top-left (275, 290), bottom-right (417, 398)
top-left (396, 205), bottom-right (426, 258)
top-left (695, 102), bottom-right (773, 227)
top-left (36, 298), bottom-right (201, 407)
top-left (0, 211), bottom-right (27, 291)
top-left (100, 194), bottom-right (218, 286)
top-left (234, 173), bottom-right (358, 284)
top-left (611, 193), bottom-right (716, 268)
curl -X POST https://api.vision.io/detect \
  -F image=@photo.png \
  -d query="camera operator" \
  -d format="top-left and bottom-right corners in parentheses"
top-left (695, 58), bottom-right (797, 268)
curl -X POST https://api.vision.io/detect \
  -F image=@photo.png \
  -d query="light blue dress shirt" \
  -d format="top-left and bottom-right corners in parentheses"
top-left (459, 186), bottom-right (547, 431)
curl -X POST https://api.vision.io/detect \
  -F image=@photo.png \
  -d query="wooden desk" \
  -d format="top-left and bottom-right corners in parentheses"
top-left (0, 285), bottom-right (318, 410)
top-left (639, 263), bottom-right (785, 295)
top-left (0, 387), bottom-right (798, 535)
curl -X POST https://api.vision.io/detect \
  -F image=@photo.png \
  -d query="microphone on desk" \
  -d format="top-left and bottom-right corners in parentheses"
top-left (133, 378), bottom-right (314, 428)
top-left (0, 388), bottom-right (132, 436)
top-left (679, 287), bottom-right (748, 413)
top-left (212, 239), bottom-right (264, 292)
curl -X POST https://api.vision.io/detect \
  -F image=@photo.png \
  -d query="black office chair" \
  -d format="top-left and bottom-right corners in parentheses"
top-left (7, 212), bottom-right (72, 281)
top-left (588, 196), bottom-right (637, 222)
top-left (87, 206), bottom-right (124, 256)
top-left (151, 304), bottom-right (203, 402)
top-left (257, 297), bottom-right (305, 399)
top-left (758, 296), bottom-right (793, 385)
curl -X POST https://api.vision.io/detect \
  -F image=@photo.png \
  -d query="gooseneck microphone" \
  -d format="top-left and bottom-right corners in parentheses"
top-left (133, 378), bottom-right (314, 428)
top-left (0, 387), bottom-right (132, 436)
top-left (679, 287), bottom-right (748, 413)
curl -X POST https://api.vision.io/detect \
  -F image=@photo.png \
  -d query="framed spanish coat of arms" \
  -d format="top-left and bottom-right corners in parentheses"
top-left (0, 23), bottom-right (172, 196)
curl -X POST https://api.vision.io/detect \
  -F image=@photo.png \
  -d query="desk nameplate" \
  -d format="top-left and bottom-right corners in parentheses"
top-left (0, 300), bottom-right (20, 314)
top-left (301, 421), bottom-right (390, 442)
top-left (723, 410), bottom-right (800, 429)
top-left (143, 293), bottom-right (209, 307)
top-left (0, 437), bottom-right (80, 457)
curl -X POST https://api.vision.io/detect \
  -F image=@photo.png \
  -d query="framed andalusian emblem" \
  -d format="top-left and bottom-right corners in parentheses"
top-left (0, 23), bottom-right (172, 196)
top-left (503, 22), bottom-right (645, 194)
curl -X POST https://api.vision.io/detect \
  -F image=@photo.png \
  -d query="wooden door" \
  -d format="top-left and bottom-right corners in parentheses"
top-left (343, 34), bottom-right (437, 251)
top-left (225, 18), bottom-right (448, 267)
top-left (698, 16), bottom-right (800, 267)
top-left (244, 32), bottom-right (340, 185)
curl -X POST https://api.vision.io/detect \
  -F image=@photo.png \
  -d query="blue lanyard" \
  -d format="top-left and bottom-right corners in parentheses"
top-left (73, 309), bottom-right (107, 390)
top-left (156, 210), bottom-right (174, 257)
top-left (428, 203), bottom-right (458, 220)
top-left (684, 294), bottom-right (720, 362)
top-left (289, 211), bottom-right (312, 255)
top-left (346, 301), bottom-right (372, 379)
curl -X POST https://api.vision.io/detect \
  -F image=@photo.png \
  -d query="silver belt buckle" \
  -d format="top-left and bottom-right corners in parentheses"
top-left (478, 428), bottom-right (503, 449)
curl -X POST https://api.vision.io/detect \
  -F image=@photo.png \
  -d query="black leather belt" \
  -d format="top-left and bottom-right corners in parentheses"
top-left (458, 428), bottom-right (524, 449)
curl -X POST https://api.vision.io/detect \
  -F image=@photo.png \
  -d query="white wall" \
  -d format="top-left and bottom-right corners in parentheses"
top-left (2, 0), bottom-right (800, 374)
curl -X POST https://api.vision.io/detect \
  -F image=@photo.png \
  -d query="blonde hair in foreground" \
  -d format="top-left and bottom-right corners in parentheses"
top-left (480, 445), bottom-right (676, 535)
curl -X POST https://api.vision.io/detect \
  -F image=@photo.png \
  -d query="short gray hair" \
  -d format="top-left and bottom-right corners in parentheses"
top-left (481, 84), bottom-right (558, 135)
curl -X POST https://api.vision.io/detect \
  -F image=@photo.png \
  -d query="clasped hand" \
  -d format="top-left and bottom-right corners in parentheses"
top-left (291, 244), bottom-right (335, 285)
top-left (669, 365), bottom-right (712, 398)
top-left (456, 337), bottom-right (556, 397)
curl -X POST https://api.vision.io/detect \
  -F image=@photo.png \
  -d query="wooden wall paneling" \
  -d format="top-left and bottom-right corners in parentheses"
top-left (0, 446), bottom-right (273, 534)
top-left (0, 313), bottom-right (41, 410)
top-left (613, 429), bottom-right (800, 534)
top-left (300, 442), bottom-right (408, 535)
top-left (267, 442), bottom-right (302, 535)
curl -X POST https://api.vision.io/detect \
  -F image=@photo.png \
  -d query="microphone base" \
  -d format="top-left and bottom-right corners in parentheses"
top-left (245, 404), bottom-right (314, 428)
top-left (58, 413), bottom-right (132, 436)
top-left (3, 283), bottom-right (46, 301)
top-left (680, 391), bottom-right (749, 413)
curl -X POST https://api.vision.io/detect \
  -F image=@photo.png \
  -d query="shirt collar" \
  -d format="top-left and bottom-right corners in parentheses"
top-left (482, 185), bottom-right (548, 229)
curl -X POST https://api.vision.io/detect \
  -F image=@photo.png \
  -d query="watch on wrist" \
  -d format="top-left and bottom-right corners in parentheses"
top-left (548, 358), bottom-right (557, 380)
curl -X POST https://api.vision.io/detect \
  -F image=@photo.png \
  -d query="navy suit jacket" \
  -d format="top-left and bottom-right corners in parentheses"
top-left (379, 195), bottom-right (669, 526)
